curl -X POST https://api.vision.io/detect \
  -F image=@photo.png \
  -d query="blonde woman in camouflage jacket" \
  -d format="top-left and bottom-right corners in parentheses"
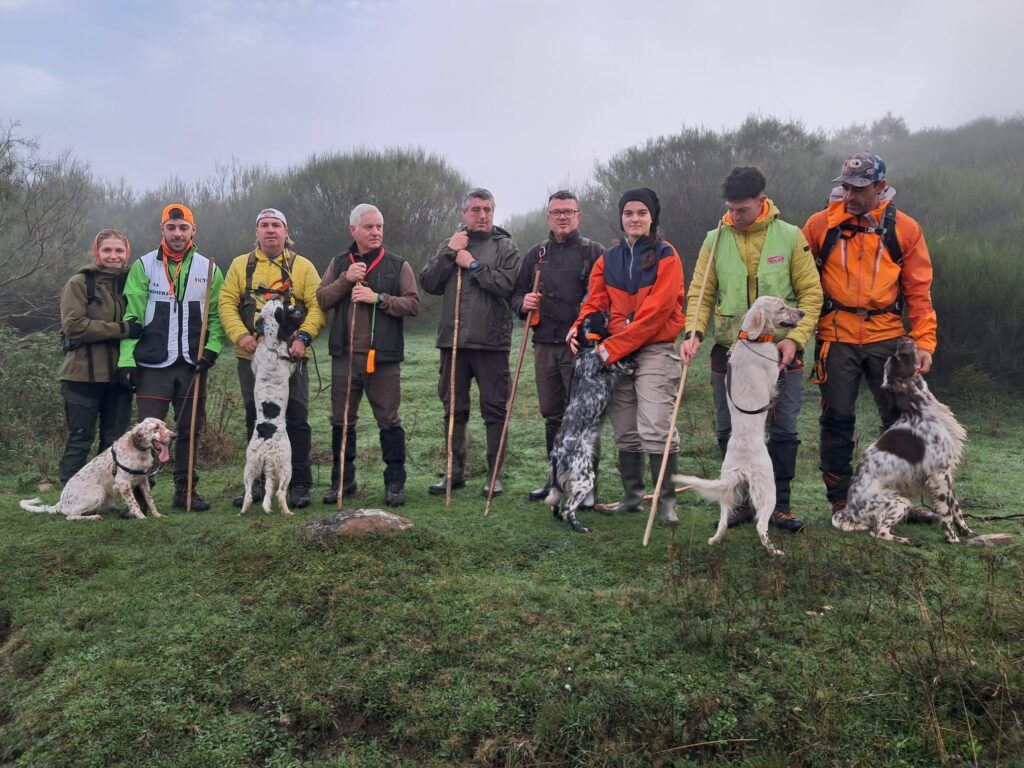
top-left (57, 228), bottom-right (142, 482)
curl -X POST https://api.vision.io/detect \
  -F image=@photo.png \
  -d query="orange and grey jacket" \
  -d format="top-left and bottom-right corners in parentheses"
top-left (572, 236), bottom-right (685, 365)
top-left (803, 188), bottom-right (937, 353)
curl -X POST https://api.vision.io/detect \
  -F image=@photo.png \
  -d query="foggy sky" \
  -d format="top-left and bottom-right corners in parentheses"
top-left (2, 0), bottom-right (1021, 218)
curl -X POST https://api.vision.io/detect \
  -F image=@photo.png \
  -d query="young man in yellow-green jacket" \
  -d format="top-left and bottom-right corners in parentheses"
top-left (681, 167), bottom-right (822, 532)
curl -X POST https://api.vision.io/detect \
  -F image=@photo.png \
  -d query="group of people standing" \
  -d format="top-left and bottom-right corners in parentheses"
top-left (55, 151), bottom-right (938, 529)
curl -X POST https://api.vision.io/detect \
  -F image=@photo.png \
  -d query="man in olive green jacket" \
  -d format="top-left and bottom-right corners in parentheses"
top-left (681, 166), bottom-right (822, 532)
top-left (420, 188), bottom-right (521, 497)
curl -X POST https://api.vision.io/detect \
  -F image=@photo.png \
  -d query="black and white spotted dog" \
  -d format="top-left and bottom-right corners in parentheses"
top-left (239, 297), bottom-right (299, 516)
top-left (545, 311), bottom-right (637, 534)
top-left (833, 336), bottom-right (971, 546)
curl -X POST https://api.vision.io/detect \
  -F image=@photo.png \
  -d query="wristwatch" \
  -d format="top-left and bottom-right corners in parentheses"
top-left (469, 259), bottom-right (480, 271)
top-left (377, 292), bottom-right (388, 306)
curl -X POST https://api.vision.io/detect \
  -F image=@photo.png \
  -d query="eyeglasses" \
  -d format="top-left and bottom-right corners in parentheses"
top-left (547, 209), bottom-right (579, 218)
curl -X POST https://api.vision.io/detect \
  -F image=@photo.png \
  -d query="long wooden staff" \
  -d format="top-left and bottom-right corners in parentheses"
top-left (643, 222), bottom-right (723, 546)
top-left (485, 268), bottom-right (542, 516)
top-left (186, 255), bottom-right (217, 511)
top-left (445, 266), bottom-right (464, 508)
top-left (337, 290), bottom-right (360, 512)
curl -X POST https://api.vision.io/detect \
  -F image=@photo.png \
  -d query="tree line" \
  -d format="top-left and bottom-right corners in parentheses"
top-left (1, 114), bottom-right (1022, 386)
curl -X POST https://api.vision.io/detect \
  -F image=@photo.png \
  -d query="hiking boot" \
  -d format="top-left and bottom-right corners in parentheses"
top-left (771, 509), bottom-right (805, 533)
top-left (906, 506), bottom-right (938, 524)
top-left (322, 481), bottom-right (357, 505)
top-left (288, 486), bottom-right (311, 509)
top-left (386, 483), bottom-right (406, 508)
top-left (429, 475), bottom-right (465, 495)
top-left (173, 483), bottom-right (210, 512)
top-left (727, 503), bottom-right (754, 529)
top-left (529, 482), bottom-right (552, 501)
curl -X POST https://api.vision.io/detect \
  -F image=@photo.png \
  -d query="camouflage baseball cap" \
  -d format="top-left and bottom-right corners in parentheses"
top-left (833, 153), bottom-right (887, 187)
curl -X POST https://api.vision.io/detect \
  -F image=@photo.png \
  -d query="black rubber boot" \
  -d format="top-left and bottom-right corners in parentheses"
top-left (530, 422), bottom-right (560, 501)
top-left (482, 424), bottom-right (504, 497)
top-left (768, 437), bottom-right (799, 513)
top-left (649, 452), bottom-right (679, 527)
top-left (381, 427), bottom-right (407, 507)
top-left (324, 425), bottom-right (357, 504)
top-left (429, 421), bottom-right (467, 495)
top-left (601, 451), bottom-right (646, 515)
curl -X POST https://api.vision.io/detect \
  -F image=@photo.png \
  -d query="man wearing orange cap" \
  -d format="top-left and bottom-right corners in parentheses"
top-left (119, 204), bottom-right (224, 511)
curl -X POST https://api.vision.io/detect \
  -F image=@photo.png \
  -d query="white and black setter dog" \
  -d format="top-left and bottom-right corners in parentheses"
top-left (677, 296), bottom-right (805, 557)
top-left (833, 336), bottom-right (971, 546)
top-left (239, 297), bottom-right (299, 517)
top-left (545, 311), bottom-right (637, 534)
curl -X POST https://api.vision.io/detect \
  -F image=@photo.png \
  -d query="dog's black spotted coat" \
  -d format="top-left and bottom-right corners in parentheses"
top-left (545, 311), bottom-right (637, 534)
top-left (833, 337), bottom-right (971, 546)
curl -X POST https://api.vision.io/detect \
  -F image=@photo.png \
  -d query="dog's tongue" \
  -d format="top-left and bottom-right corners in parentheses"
top-left (155, 440), bottom-right (170, 463)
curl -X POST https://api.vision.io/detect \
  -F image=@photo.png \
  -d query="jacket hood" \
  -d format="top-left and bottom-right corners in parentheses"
top-left (76, 263), bottom-right (129, 278)
top-left (826, 185), bottom-right (897, 228)
top-left (721, 198), bottom-right (781, 234)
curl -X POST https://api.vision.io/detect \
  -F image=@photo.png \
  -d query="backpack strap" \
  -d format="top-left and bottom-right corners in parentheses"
top-left (816, 202), bottom-right (903, 269)
top-left (817, 202), bottom-right (905, 318)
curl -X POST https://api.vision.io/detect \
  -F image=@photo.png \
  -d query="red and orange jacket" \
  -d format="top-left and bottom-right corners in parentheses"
top-left (572, 236), bottom-right (685, 364)
top-left (803, 189), bottom-right (937, 353)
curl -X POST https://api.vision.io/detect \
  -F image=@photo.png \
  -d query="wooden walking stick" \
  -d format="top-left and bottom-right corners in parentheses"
top-left (643, 222), bottom-right (723, 546)
top-left (485, 269), bottom-right (542, 516)
top-left (445, 267), bottom-right (464, 508)
top-left (337, 291), bottom-right (360, 512)
top-left (186, 255), bottom-right (217, 511)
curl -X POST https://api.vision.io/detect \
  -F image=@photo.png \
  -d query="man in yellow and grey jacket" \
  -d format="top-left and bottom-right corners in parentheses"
top-left (219, 208), bottom-right (326, 508)
top-left (681, 166), bottom-right (822, 532)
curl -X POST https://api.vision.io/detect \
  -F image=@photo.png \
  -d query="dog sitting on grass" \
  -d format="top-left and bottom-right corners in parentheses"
top-left (20, 417), bottom-right (175, 521)
top-left (832, 336), bottom-right (972, 546)
top-left (545, 311), bottom-right (637, 534)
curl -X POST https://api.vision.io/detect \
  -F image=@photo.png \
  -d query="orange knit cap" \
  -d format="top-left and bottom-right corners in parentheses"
top-left (161, 203), bottom-right (195, 226)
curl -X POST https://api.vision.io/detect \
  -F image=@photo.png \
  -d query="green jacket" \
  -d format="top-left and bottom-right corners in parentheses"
top-left (59, 264), bottom-right (133, 383)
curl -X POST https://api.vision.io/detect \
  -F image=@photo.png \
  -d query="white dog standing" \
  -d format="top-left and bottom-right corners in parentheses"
top-left (20, 417), bottom-right (175, 521)
top-left (677, 296), bottom-right (804, 557)
top-left (239, 298), bottom-right (296, 516)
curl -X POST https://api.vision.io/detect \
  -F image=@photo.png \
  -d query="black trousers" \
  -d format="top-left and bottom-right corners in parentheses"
top-left (59, 380), bottom-right (132, 483)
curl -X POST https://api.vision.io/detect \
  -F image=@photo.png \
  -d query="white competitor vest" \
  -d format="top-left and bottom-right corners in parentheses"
top-left (135, 248), bottom-right (212, 368)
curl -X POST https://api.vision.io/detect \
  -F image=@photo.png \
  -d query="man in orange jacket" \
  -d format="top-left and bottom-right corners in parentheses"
top-left (803, 153), bottom-right (938, 521)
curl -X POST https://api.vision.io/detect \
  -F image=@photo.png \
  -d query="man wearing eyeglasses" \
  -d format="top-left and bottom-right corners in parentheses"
top-left (118, 203), bottom-right (225, 510)
top-left (219, 208), bottom-right (327, 509)
top-left (512, 190), bottom-right (605, 503)
top-left (421, 188), bottom-right (521, 497)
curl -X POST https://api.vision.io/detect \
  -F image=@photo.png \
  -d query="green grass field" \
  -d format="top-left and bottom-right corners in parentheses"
top-left (2, 327), bottom-right (1022, 767)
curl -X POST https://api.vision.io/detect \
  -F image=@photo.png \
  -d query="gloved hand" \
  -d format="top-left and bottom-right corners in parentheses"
top-left (123, 320), bottom-right (143, 339)
top-left (117, 367), bottom-right (136, 391)
top-left (195, 350), bottom-right (218, 372)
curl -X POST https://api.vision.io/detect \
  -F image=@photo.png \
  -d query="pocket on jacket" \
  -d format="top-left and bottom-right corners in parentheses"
top-left (134, 303), bottom-right (171, 364)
